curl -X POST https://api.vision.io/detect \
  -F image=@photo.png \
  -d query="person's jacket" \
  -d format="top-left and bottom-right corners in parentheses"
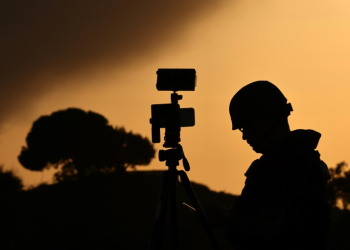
top-left (225, 129), bottom-right (331, 250)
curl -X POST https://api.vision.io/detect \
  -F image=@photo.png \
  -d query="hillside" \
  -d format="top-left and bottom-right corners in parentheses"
top-left (0, 171), bottom-right (236, 250)
top-left (1, 170), bottom-right (349, 249)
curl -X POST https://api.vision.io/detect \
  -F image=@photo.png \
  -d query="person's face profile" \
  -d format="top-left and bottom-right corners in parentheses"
top-left (239, 126), bottom-right (258, 150)
top-left (238, 120), bottom-right (269, 153)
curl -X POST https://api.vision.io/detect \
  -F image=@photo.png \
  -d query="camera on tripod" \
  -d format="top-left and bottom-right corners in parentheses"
top-left (150, 69), bottom-right (196, 148)
top-left (149, 69), bottom-right (220, 250)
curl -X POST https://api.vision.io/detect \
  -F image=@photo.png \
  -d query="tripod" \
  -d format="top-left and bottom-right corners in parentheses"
top-left (149, 145), bottom-right (221, 250)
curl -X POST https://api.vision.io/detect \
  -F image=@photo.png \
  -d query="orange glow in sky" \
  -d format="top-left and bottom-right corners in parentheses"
top-left (1, 0), bottom-right (350, 195)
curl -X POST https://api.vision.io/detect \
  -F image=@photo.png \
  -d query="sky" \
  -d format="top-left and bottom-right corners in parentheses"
top-left (1, 0), bottom-right (350, 195)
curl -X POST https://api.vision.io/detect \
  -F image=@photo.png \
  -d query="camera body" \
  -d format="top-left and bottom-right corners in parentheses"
top-left (150, 69), bottom-right (196, 147)
top-left (151, 104), bottom-right (195, 143)
top-left (156, 69), bottom-right (196, 91)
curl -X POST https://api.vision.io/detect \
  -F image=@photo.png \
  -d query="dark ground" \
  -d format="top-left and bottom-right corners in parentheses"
top-left (0, 171), bottom-right (348, 249)
top-left (0, 171), bottom-right (235, 249)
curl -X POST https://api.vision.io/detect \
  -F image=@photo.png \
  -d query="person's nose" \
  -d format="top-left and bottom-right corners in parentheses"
top-left (242, 132), bottom-right (247, 141)
top-left (240, 128), bottom-right (247, 140)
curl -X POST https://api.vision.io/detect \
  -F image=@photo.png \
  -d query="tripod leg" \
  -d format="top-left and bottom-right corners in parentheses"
top-left (169, 169), bottom-right (178, 250)
top-left (178, 170), bottom-right (221, 250)
top-left (149, 171), bottom-right (171, 250)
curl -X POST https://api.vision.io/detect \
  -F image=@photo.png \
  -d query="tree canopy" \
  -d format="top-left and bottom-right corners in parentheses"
top-left (328, 162), bottom-right (350, 210)
top-left (18, 108), bottom-right (155, 181)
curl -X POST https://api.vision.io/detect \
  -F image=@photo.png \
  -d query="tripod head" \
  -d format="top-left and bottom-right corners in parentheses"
top-left (158, 144), bottom-right (190, 171)
top-left (150, 69), bottom-right (196, 171)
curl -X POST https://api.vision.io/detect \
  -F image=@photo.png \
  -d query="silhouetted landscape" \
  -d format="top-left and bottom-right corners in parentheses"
top-left (0, 169), bottom-right (237, 249)
top-left (1, 164), bottom-right (350, 249)
top-left (1, 108), bottom-right (350, 249)
top-left (3, 0), bottom-right (350, 248)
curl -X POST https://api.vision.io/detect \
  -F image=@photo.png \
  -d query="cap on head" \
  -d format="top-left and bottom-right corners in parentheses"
top-left (229, 81), bottom-right (293, 130)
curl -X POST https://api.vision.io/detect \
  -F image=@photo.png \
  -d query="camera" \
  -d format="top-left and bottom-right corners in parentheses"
top-left (150, 69), bottom-right (196, 147)
top-left (156, 68), bottom-right (196, 91)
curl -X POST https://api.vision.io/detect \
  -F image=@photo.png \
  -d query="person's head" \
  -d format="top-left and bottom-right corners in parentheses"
top-left (229, 81), bottom-right (293, 153)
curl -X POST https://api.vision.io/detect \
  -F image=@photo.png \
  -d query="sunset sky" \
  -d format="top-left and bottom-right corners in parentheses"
top-left (1, 0), bottom-right (350, 195)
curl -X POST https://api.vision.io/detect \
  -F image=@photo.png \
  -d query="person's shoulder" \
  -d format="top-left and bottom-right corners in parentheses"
top-left (264, 129), bottom-right (322, 166)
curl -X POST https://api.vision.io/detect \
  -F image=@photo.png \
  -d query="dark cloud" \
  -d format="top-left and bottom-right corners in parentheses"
top-left (0, 0), bottom-right (223, 127)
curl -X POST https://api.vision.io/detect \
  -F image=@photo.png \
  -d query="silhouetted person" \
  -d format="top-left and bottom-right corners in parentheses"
top-left (207, 81), bottom-right (331, 250)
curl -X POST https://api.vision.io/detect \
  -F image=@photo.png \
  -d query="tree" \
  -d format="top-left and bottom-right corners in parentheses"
top-left (18, 108), bottom-right (155, 181)
top-left (0, 165), bottom-right (23, 195)
top-left (328, 162), bottom-right (350, 210)
top-left (0, 166), bottom-right (23, 249)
